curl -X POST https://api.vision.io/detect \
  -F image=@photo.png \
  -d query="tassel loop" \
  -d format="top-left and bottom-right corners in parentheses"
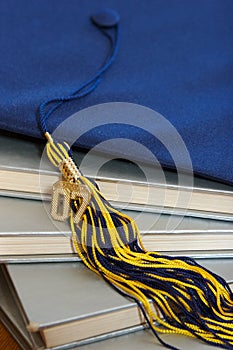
top-left (45, 132), bottom-right (70, 168)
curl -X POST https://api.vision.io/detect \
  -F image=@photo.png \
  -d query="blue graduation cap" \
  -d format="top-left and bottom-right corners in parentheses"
top-left (0, 0), bottom-right (232, 184)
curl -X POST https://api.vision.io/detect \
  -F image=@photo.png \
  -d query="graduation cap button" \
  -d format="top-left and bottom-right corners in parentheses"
top-left (91, 9), bottom-right (120, 28)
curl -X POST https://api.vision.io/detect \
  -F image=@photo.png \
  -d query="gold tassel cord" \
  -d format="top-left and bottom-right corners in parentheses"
top-left (46, 135), bottom-right (233, 350)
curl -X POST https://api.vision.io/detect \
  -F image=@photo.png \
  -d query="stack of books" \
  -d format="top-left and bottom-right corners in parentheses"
top-left (1, 133), bottom-right (233, 350)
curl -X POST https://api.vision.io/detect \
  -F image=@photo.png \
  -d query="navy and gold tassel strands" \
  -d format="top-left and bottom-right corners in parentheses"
top-left (46, 134), bottom-right (233, 350)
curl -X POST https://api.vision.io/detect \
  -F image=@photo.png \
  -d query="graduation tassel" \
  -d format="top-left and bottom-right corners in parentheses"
top-left (38, 9), bottom-right (233, 349)
top-left (45, 134), bottom-right (233, 350)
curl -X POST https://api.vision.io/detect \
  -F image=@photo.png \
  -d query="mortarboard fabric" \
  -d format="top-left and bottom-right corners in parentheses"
top-left (0, 0), bottom-right (233, 184)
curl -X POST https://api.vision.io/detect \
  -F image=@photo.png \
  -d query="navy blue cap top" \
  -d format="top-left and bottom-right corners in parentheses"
top-left (0, 1), bottom-right (233, 184)
top-left (91, 8), bottom-right (120, 28)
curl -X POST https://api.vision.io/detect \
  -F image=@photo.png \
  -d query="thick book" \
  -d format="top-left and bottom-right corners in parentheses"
top-left (1, 263), bottom-right (147, 349)
top-left (1, 196), bottom-right (233, 262)
top-left (0, 134), bottom-right (233, 221)
top-left (0, 266), bottom-right (142, 350)
top-left (1, 259), bottom-right (232, 350)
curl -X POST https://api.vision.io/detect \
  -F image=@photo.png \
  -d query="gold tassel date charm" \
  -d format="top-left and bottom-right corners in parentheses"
top-left (51, 181), bottom-right (91, 223)
top-left (50, 155), bottom-right (91, 224)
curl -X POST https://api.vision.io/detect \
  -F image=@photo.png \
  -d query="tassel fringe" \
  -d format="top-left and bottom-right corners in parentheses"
top-left (46, 137), bottom-right (233, 350)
